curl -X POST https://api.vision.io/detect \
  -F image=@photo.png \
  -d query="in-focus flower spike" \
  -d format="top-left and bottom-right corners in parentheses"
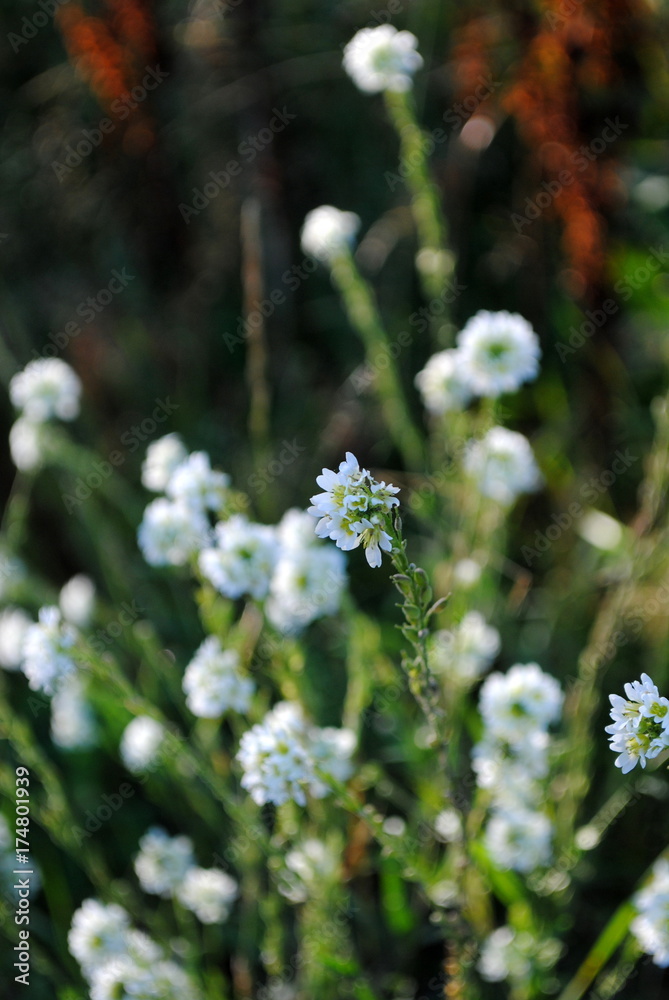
top-left (308, 452), bottom-right (399, 568)
top-left (605, 672), bottom-right (669, 773)
top-left (343, 25), bottom-right (423, 94)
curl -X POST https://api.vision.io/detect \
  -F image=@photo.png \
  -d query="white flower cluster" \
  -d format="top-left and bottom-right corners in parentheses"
top-left (0, 606), bottom-right (32, 671)
top-left (464, 426), bottom-right (542, 507)
top-left (473, 663), bottom-right (563, 873)
top-left (605, 672), bottom-right (669, 773)
top-left (199, 514), bottom-right (279, 598)
top-left (415, 311), bottom-right (541, 414)
top-left (429, 611), bottom-right (500, 684)
top-left (277, 838), bottom-right (340, 904)
top-left (120, 715), bottom-right (167, 773)
top-left (51, 674), bottom-right (97, 750)
top-left (183, 637), bottom-right (255, 718)
top-left (59, 574), bottom-right (96, 628)
top-left (237, 701), bottom-right (355, 806)
top-left (300, 206), bottom-right (360, 262)
top-left (343, 25), bottom-right (423, 94)
top-left (8, 358), bottom-right (82, 471)
top-left (631, 858), bottom-right (669, 966)
top-left (133, 827), bottom-right (238, 924)
top-left (20, 606), bottom-right (79, 695)
top-left (68, 899), bottom-right (200, 998)
top-left (309, 452), bottom-right (399, 568)
top-left (478, 926), bottom-right (561, 985)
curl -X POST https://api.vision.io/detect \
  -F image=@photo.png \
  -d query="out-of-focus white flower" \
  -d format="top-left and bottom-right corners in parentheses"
top-left (9, 417), bottom-right (46, 472)
top-left (300, 206), bottom-right (360, 262)
top-left (266, 544), bottom-right (346, 634)
top-left (279, 838), bottom-right (340, 903)
top-left (308, 452), bottom-right (399, 568)
top-left (478, 926), bottom-right (560, 984)
top-left (51, 674), bottom-right (96, 750)
top-left (276, 508), bottom-right (322, 551)
top-left (67, 899), bottom-right (131, 977)
top-left (166, 451), bottom-right (230, 513)
top-left (479, 663), bottom-right (563, 742)
top-left (456, 311), bottom-right (541, 398)
top-left (485, 809), bottom-right (553, 873)
top-left (138, 498), bottom-right (210, 567)
top-left (632, 858), bottom-right (669, 966)
top-left (176, 867), bottom-right (238, 924)
top-left (10, 358), bottom-right (82, 422)
top-left (141, 433), bottom-right (188, 492)
top-left (90, 956), bottom-right (199, 1000)
top-left (59, 574), bottom-right (95, 628)
top-left (182, 637), bottom-right (255, 718)
top-left (429, 612), bottom-right (500, 683)
top-left (464, 427), bottom-right (542, 506)
top-left (605, 672), bottom-right (669, 773)
top-left (120, 716), bottom-right (165, 773)
top-left (199, 515), bottom-right (279, 599)
top-left (434, 809), bottom-right (463, 843)
top-left (21, 605), bottom-right (79, 695)
top-left (237, 702), bottom-right (355, 807)
top-left (452, 558), bottom-right (482, 588)
top-left (414, 349), bottom-right (472, 415)
top-left (343, 25), bottom-right (423, 94)
top-left (134, 827), bottom-right (195, 898)
top-left (0, 606), bottom-right (32, 671)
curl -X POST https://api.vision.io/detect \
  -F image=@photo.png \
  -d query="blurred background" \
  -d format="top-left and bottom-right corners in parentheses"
top-left (3, 0), bottom-right (669, 996)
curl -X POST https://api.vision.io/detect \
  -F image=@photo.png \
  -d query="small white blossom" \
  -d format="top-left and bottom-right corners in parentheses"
top-left (485, 809), bottom-right (553, 873)
top-left (9, 417), bottom-right (45, 471)
top-left (0, 607), bottom-right (32, 671)
top-left (279, 838), bottom-right (340, 903)
top-left (51, 674), bottom-right (96, 750)
top-left (90, 957), bottom-right (199, 1000)
top-left (308, 452), bottom-right (399, 568)
top-left (456, 310), bottom-right (541, 398)
top-left (479, 663), bottom-right (563, 743)
top-left (464, 427), bottom-right (542, 506)
top-left (68, 899), bottom-right (131, 977)
top-left (183, 637), bottom-right (255, 718)
top-left (343, 25), bottom-right (423, 94)
top-left (59, 574), bottom-right (95, 628)
top-left (266, 544), bottom-right (346, 634)
top-left (199, 515), bottom-right (279, 599)
top-left (632, 858), bottom-right (669, 967)
top-left (309, 725), bottom-right (356, 795)
top-left (120, 716), bottom-right (166, 773)
top-left (176, 867), bottom-right (238, 924)
top-left (10, 358), bottom-right (82, 422)
top-left (414, 349), bottom-right (472, 415)
top-left (605, 672), bottom-right (669, 773)
top-left (166, 451), bottom-right (230, 513)
top-left (138, 498), bottom-right (210, 567)
top-left (134, 827), bottom-right (195, 897)
top-left (300, 206), bottom-right (360, 262)
top-left (429, 612), bottom-right (500, 683)
top-left (478, 926), bottom-right (561, 984)
top-left (21, 606), bottom-right (79, 695)
top-left (141, 433), bottom-right (188, 492)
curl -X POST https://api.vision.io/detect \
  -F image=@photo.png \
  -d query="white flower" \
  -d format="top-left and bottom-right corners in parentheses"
top-left (9, 417), bottom-right (45, 471)
top-left (308, 725), bottom-right (356, 795)
top-left (434, 809), bottom-right (463, 843)
top-left (279, 838), bottom-right (340, 903)
top-left (59, 574), bottom-right (95, 628)
top-left (68, 899), bottom-right (131, 977)
top-left (0, 607), bottom-right (32, 671)
top-left (456, 310), bottom-right (541, 398)
top-left (343, 25), bottom-right (423, 94)
top-left (138, 498), bottom-right (210, 567)
top-left (199, 515), bottom-right (279, 599)
top-left (605, 673), bottom-right (669, 773)
top-left (266, 544), bottom-right (346, 634)
top-left (632, 858), bottom-right (669, 967)
top-left (51, 674), bottom-right (96, 750)
top-left (90, 956), bottom-right (199, 1000)
top-left (134, 827), bottom-right (195, 897)
top-left (120, 716), bottom-right (166, 773)
top-left (183, 637), bottom-right (255, 718)
top-left (300, 206), bottom-right (360, 262)
top-left (464, 426), bottom-right (542, 506)
top-left (485, 809), bottom-right (553, 873)
top-left (478, 927), bottom-right (560, 984)
top-left (479, 663), bottom-right (563, 743)
top-left (452, 558), bottom-right (482, 588)
top-left (429, 612), bottom-right (500, 683)
top-left (308, 452), bottom-right (399, 568)
top-left (166, 451), bottom-right (230, 513)
top-left (10, 358), bottom-right (82, 422)
top-left (414, 349), bottom-right (472, 415)
top-left (276, 507), bottom-right (322, 551)
top-left (141, 433), bottom-right (188, 492)
top-left (176, 867), bottom-right (238, 924)
top-left (21, 606), bottom-right (79, 695)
